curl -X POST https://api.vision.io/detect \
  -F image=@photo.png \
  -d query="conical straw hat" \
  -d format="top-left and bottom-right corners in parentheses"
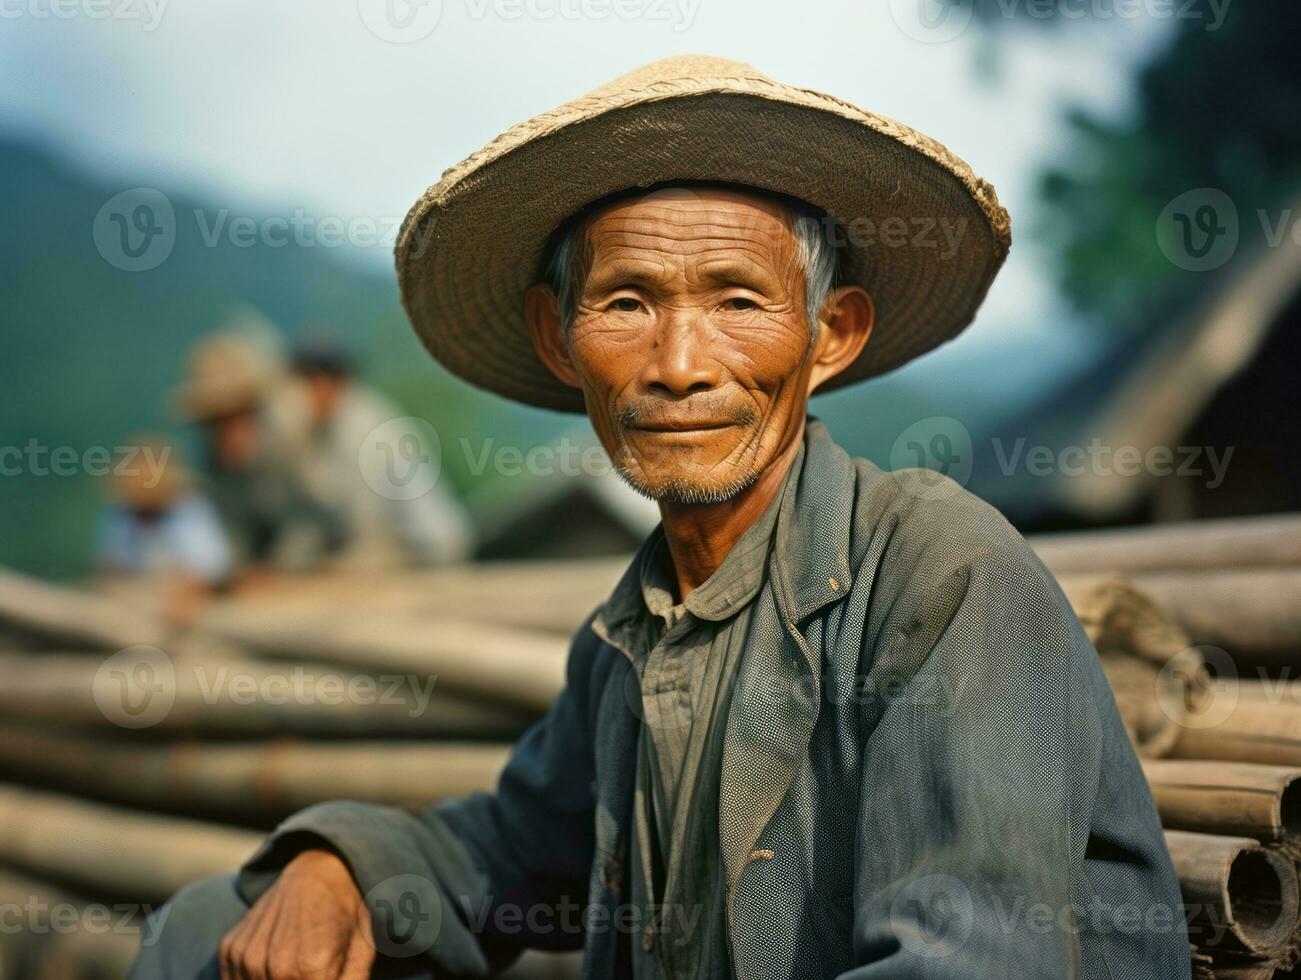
top-left (396, 54), bottom-right (1011, 412)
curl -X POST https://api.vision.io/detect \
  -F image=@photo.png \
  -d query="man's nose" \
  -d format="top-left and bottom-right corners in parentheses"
top-left (638, 316), bottom-right (722, 396)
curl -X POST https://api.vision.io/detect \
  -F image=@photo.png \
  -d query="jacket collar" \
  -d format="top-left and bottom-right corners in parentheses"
top-left (767, 416), bottom-right (856, 628)
top-left (716, 418), bottom-right (860, 951)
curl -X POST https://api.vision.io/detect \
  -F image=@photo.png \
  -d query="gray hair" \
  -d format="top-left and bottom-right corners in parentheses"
top-left (541, 188), bottom-right (842, 339)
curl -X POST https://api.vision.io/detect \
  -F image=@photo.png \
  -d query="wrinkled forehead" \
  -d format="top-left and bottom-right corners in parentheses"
top-left (575, 184), bottom-right (802, 268)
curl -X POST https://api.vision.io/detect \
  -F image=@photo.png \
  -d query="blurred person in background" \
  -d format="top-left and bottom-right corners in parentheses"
top-left (174, 331), bottom-right (346, 583)
top-left (283, 331), bottom-right (475, 569)
top-left (94, 434), bottom-right (229, 628)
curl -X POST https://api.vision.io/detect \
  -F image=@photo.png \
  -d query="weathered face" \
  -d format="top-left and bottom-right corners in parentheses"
top-left (526, 186), bottom-right (872, 504)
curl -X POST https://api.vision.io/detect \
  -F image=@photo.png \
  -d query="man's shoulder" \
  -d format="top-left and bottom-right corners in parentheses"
top-left (847, 455), bottom-right (1046, 593)
top-left (843, 455), bottom-right (1089, 684)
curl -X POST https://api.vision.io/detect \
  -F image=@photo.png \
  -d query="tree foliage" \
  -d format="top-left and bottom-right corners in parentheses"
top-left (972, 0), bottom-right (1301, 328)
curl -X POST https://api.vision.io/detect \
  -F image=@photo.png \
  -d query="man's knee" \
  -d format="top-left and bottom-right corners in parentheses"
top-left (131, 874), bottom-right (249, 979)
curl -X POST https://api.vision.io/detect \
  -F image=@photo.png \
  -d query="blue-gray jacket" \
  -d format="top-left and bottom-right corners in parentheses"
top-left (239, 419), bottom-right (1191, 979)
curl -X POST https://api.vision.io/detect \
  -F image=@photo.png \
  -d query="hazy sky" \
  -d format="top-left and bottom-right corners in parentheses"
top-left (1, 0), bottom-right (1170, 350)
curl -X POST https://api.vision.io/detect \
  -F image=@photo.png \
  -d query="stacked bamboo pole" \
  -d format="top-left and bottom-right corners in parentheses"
top-left (0, 567), bottom-right (168, 650)
top-left (1034, 514), bottom-right (1301, 978)
top-left (0, 569), bottom-right (571, 979)
top-left (193, 556), bottom-right (627, 635)
top-left (201, 611), bottom-right (567, 712)
top-left (1029, 514), bottom-right (1301, 575)
top-left (1143, 761), bottom-right (1301, 845)
top-left (0, 784), bottom-right (260, 900)
top-left (0, 806), bottom-right (575, 980)
top-left (0, 651), bottom-right (534, 739)
top-left (0, 723), bottom-right (510, 821)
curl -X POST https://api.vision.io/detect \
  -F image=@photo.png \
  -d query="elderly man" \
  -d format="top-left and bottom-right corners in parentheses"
top-left (133, 56), bottom-right (1189, 979)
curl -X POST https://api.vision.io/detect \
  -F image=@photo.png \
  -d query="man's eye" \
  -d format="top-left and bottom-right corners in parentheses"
top-left (724, 297), bottom-right (759, 312)
top-left (610, 297), bottom-right (643, 313)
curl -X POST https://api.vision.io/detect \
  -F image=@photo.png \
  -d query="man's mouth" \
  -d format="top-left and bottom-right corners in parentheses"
top-left (619, 398), bottom-right (757, 435)
top-left (631, 418), bottom-right (738, 432)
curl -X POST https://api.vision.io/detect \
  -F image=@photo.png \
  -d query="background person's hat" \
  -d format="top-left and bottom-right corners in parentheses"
top-left (172, 333), bottom-right (276, 421)
top-left (290, 327), bottom-right (355, 378)
top-left (396, 54), bottom-right (1012, 413)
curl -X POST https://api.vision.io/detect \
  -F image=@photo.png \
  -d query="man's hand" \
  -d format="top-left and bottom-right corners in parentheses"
top-left (219, 849), bottom-right (375, 979)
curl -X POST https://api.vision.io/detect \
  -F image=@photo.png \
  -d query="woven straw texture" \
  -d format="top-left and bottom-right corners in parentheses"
top-left (395, 55), bottom-right (1012, 412)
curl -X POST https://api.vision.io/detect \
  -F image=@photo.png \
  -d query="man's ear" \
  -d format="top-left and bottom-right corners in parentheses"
top-left (524, 283), bottom-right (583, 389)
top-left (808, 285), bottom-right (874, 394)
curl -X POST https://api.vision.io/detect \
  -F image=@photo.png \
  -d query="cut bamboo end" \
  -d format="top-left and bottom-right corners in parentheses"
top-left (1165, 831), bottom-right (1301, 956)
top-left (1223, 849), bottom-right (1297, 953)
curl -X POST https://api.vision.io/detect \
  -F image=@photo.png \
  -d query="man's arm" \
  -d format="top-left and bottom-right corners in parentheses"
top-left (220, 616), bottom-right (608, 977)
top-left (840, 539), bottom-right (1189, 978)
